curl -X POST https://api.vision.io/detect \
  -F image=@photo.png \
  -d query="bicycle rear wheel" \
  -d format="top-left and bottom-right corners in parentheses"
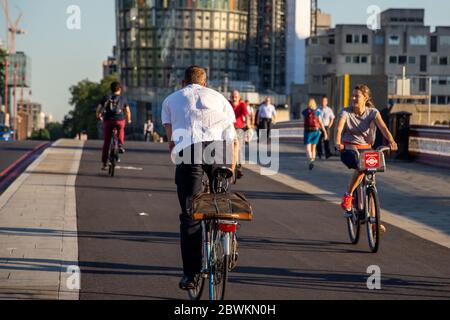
top-left (210, 229), bottom-right (228, 300)
top-left (366, 188), bottom-right (380, 253)
top-left (347, 190), bottom-right (361, 244)
top-left (188, 274), bottom-right (206, 300)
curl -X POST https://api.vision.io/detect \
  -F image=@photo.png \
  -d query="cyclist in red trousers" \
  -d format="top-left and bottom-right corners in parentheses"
top-left (96, 81), bottom-right (132, 171)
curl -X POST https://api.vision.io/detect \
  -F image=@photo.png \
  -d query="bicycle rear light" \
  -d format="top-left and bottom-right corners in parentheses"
top-left (219, 223), bottom-right (237, 233)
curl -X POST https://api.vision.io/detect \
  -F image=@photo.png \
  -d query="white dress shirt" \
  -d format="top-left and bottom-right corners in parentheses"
top-left (258, 103), bottom-right (277, 119)
top-left (319, 106), bottom-right (335, 127)
top-left (161, 84), bottom-right (236, 149)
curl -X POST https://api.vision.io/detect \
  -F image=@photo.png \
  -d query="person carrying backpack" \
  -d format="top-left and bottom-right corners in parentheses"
top-left (96, 81), bottom-right (132, 171)
top-left (302, 98), bottom-right (328, 170)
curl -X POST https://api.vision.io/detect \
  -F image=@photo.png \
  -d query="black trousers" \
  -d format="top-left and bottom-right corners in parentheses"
top-left (174, 142), bottom-right (230, 277)
top-left (258, 118), bottom-right (272, 142)
top-left (318, 126), bottom-right (332, 158)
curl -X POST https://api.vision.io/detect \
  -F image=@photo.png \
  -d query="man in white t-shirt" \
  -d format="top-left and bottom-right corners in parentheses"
top-left (161, 65), bottom-right (237, 290)
top-left (318, 96), bottom-right (335, 159)
top-left (257, 97), bottom-right (277, 142)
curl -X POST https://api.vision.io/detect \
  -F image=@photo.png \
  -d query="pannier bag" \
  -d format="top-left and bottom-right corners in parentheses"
top-left (192, 192), bottom-right (253, 221)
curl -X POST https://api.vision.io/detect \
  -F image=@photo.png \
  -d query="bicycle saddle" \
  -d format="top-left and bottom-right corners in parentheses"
top-left (213, 167), bottom-right (234, 179)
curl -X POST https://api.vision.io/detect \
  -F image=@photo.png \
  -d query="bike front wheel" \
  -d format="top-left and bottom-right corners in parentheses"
top-left (347, 190), bottom-right (361, 244)
top-left (366, 188), bottom-right (381, 253)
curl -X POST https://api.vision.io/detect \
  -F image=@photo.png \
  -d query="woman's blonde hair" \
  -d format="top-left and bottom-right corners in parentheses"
top-left (307, 98), bottom-right (318, 110)
top-left (354, 84), bottom-right (375, 108)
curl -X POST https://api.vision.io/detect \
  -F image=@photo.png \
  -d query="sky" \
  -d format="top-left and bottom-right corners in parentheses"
top-left (1, 0), bottom-right (450, 122)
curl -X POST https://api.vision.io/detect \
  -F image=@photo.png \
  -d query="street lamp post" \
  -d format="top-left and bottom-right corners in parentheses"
top-left (428, 76), bottom-right (432, 126)
top-left (3, 57), bottom-right (8, 127)
top-left (12, 63), bottom-right (17, 140)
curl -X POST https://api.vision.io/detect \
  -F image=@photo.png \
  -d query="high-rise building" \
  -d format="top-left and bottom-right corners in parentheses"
top-left (115, 0), bottom-right (290, 132)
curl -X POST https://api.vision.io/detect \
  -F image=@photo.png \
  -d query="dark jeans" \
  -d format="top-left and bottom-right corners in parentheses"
top-left (318, 126), bottom-right (332, 158)
top-left (174, 142), bottom-right (230, 277)
top-left (258, 118), bottom-right (272, 142)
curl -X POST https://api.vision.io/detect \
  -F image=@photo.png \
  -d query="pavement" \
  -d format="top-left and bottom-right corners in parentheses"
top-left (0, 139), bottom-right (82, 299)
top-left (0, 139), bottom-right (449, 300)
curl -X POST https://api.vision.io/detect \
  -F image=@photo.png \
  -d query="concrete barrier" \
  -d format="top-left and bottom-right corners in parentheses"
top-left (409, 125), bottom-right (450, 169)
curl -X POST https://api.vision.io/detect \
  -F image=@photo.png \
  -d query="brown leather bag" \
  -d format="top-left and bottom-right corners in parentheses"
top-left (192, 192), bottom-right (253, 221)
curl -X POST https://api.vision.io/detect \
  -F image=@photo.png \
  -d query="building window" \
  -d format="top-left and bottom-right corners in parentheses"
top-left (374, 35), bottom-right (384, 45)
top-left (354, 34), bottom-right (360, 43)
top-left (440, 56), bottom-right (449, 65)
top-left (431, 56), bottom-right (439, 65)
top-left (362, 34), bottom-right (368, 44)
top-left (419, 78), bottom-right (427, 92)
top-left (361, 56), bottom-right (368, 64)
top-left (438, 77), bottom-right (447, 85)
top-left (345, 56), bottom-right (352, 63)
top-left (389, 56), bottom-right (398, 64)
top-left (399, 55), bottom-right (407, 65)
top-left (431, 36), bottom-right (438, 52)
top-left (353, 56), bottom-right (360, 64)
top-left (389, 35), bottom-right (400, 45)
top-left (410, 35), bottom-right (427, 46)
top-left (408, 56), bottom-right (416, 64)
top-left (439, 35), bottom-right (450, 46)
top-left (346, 34), bottom-right (352, 43)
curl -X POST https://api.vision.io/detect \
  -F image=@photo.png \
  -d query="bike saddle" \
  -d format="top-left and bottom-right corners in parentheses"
top-left (213, 167), bottom-right (234, 179)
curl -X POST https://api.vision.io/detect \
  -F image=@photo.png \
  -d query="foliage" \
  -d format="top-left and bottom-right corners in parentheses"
top-left (63, 73), bottom-right (119, 139)
top-left (46, 122), bottom-right (64, 141)
top-left (30, 128), bottom-right (50, 141)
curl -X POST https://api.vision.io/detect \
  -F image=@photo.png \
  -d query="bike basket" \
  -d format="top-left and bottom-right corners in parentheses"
top-left (359, 151), bottom-right (386, 172)
top-left (192, 192), bottom-right (253, 221)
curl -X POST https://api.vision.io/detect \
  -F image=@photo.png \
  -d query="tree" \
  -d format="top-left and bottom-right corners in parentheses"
top-left (64, 73), bottom-right (119, 139)
top-left (46, 122), bottom-right (64, 141)
top-left (30, 128), bottom-right (50, 141)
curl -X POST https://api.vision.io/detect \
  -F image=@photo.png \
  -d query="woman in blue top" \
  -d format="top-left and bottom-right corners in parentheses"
top-left (303, 98), bottom-right (328, 170)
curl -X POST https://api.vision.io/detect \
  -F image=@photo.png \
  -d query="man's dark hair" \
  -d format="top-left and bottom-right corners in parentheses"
top-left (111, 81), bottom-right (122, 93)
top-left (322, 95), bottom-right (328, 100)
top-left (184, 65), bottom-right (207, 85)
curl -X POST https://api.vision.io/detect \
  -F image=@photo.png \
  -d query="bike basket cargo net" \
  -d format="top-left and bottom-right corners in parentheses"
top-left (358, 151), bottom-right (386, 172)
top-left (192, 192), bottom-right (253, 221)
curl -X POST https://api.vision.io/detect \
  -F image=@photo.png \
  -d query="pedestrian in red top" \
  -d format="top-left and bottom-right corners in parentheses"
top-left (230, 90), bottom-right (250, 179)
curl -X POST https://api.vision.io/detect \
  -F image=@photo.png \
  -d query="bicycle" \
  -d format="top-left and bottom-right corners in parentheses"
top-left (344, 145), bottom-right (391, 253)
top-left (108, 127), bottom-right (120, 177)
top-left (188, 166), bottom-right (252, 300)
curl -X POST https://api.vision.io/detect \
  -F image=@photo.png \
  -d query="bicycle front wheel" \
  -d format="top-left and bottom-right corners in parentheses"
top-left (366, 188), bottom-right (381, 253)
top-left (210, 230), bottom-right (228, 300)
top-left (347, 190), bottom-right (360, 244)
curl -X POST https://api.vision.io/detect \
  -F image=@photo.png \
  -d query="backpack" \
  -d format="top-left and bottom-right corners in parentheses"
top-left (104, 95), bottom-right (123, 116)
top-left (304, 108), bottom-right (319, 131)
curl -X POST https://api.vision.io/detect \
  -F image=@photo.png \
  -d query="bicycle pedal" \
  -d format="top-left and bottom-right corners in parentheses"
top-left (343, 211), bottom-right (353, 218)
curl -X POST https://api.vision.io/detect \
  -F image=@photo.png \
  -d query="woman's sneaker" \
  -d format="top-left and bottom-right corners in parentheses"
top-left (341, 193), bottom-right (353, 212)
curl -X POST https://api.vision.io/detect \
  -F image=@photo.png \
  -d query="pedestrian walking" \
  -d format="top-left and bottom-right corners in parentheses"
top-left (317, 96), bottom-right (335, 159)
top-left (303, 98), bottom-right (328, 170)
top-left (257, 97), bottom-right (277, 143)
top-left (144, 119), bottom-right (154, 142)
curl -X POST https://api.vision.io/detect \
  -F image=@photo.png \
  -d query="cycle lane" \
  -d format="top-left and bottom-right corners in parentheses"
top-left (75, 141), bottom-right (450, 300)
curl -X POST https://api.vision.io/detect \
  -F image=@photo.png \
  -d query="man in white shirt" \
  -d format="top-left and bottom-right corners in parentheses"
top-left (318, 96), bottom-right (335, 159)
top-left (144, 119), bottom-right (154, 142)
top-left (161, 65), bottom-right (237, 290)
top-left (257, 97), bottom-right (277, 142)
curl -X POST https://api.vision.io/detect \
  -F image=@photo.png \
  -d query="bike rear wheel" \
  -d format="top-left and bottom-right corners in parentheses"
top-left (366, 188), bottom-right (381, 253)
top-left (347, 190), bottom-right (361, 244)
top-left (188, 274), bottom-right (206, 300)
top-left (209, 230), bottom-right (228, 300)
